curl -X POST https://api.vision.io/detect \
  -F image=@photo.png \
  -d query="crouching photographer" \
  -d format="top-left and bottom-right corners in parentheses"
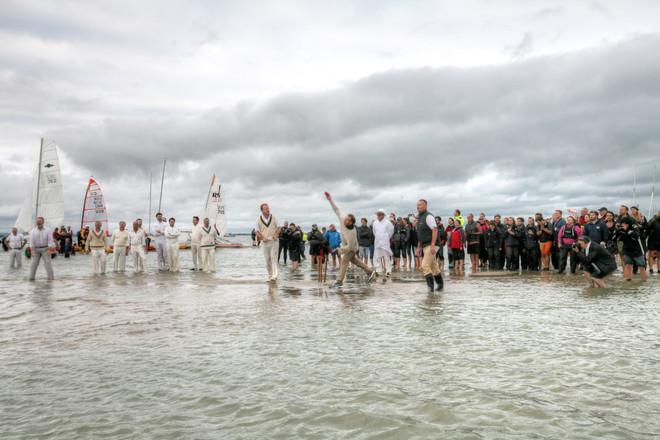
top-left (573, 236), bottom-right (617, 288)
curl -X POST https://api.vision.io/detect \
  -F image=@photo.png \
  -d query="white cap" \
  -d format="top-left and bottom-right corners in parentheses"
top-left (376, 208), bottom-right (386, 214)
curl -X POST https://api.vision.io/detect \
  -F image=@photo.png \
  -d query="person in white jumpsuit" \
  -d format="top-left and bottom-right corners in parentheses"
top-left (128, 220), bottom-right (146, 273)
top-left (372, 209), bottom-right (394, 276)
top-left (153, 213), bottom-right (168, 271)
top-left (28, 217), bottom-right (55, 281)
top-left (165, 217), bottom-right (181, 272)
top-left (111, 221), bottom-right (130, 272)
top-left (5, 227), bottom-right (25, 269)
top-left (86, 221), bottom-right (108, 274)
top-left (256, 203), bottom-right (280, 282)
top-left (190, 216), bottom-right (202, 271)
top-left (199, 217), bottom-right (219, 272)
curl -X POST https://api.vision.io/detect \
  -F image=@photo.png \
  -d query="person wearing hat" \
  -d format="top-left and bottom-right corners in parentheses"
top-left (372, 207), bottom-right (394, 277)
top-left (324, 192), bottom-right (376, 287)
top-left (573, 236), bottom-right (617, 288)
top-left (617, 216), bottom-right (649, 281)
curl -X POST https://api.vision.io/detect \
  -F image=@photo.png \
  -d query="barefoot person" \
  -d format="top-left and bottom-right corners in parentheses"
top-left (5, 227), bottom-right (25, 269)
top-left (324, 192), bottom-right (376, 287)
top-left (372, 208), bottom-right (394, 277)
top-left (86, 221), bottom-right (108, 274)
top-left (256, 203), bottom-right (280, 282)
top-left (165, 217), bottom-right (181, 272)
top-left (574, 236), bottom-right (617, 288)
top-left (416, 199), bottom-right (444, 292)
top-left (28, 217), bottom-right (55, 281)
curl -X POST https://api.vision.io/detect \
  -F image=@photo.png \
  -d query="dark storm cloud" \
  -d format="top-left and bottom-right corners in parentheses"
top-left (53, 35), bottom-right (660, 197)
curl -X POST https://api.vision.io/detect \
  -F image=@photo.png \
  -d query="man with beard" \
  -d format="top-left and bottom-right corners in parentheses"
top-left (324, 192), bottom-right (376, 287)
top-left (357, 217), bottom-right (374, 266)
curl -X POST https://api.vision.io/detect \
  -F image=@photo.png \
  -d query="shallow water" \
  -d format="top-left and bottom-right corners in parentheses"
top-left (1, 238), bottom-right (659, 439)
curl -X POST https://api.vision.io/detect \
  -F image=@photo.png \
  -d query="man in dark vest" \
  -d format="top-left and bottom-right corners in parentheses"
top-left (415, 199), bottom-right (444, 292)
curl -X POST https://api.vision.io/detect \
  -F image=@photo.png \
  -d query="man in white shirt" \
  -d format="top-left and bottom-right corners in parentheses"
top-left (128, 220), bottom-right (147, 273)
top-left (5, 227), bottom-right (25, 269)
top-left (28, 217), bottom-right (55, 281)
top-left (256, 203), bottom-right (280, 281)
top-left (111, 221), bottom-right (130, 272)
top-left (165, 217), bottom-right (181, 272)
top-left (190, 215), bottom-right (202, 271)
top-left (86, 221), bottom-right (108, 274)
top-left (372, 209), bottom-right (394, 277)
top-left (153, 212), bottom-right (169, 271)
top-left (199, 217), bottom-right (219, 272)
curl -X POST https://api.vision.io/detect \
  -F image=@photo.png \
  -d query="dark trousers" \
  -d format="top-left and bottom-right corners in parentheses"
top-left (551, 244), bottom-right (560, 270)
top-left (523, 247), bottom-right (539, 270)
top-left (299, 242), bottom-right (306, 260)
top-left (487, 247), bottom-right (501, 269)
top-left (278, 241), bottom-right (288, 263)
top-left (559, 247), bottom-right (577, 273)
top-left (505, 246), bottom-right (520, 270)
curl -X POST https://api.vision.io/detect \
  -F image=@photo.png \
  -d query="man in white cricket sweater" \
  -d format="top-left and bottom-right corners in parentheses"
top-left (324, 192), bottom-right (376, 287)
top-left (256, 203), bottom-right (280, 281)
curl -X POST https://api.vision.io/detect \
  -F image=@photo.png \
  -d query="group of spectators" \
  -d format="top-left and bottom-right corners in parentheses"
top-left (264, 205), bottom-right (660, 283)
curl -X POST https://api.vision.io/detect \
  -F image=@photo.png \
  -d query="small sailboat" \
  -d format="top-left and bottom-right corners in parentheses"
top-left (203, 175), bottom-right (242, 248)
top-left (81, 177), bottom-right (109, 233)
top-left (15, 138), bottom-right (65, 232)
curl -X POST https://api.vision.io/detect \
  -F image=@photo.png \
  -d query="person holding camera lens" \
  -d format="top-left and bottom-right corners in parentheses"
top-left (617, 217), bottom-right (649, 281)
top-left (504, 217), bottom-right (524, 271)
top-left (573, 236), bottom-right (617, 288)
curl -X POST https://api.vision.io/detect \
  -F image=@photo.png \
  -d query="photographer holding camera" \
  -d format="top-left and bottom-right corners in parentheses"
top-left (573, 236), bottom-right (617, 288)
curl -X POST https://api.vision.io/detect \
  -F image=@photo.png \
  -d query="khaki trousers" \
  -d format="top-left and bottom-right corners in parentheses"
top-left (421, 245), bottom-right (441, 277)
top-left (338, 250), bottom-right (372, 283)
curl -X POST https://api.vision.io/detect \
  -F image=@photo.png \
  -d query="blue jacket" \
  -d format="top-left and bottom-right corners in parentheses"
top-left (583, 220), bottom-right (608, 243)
top-left (324, 230), bottom-right (341, 249)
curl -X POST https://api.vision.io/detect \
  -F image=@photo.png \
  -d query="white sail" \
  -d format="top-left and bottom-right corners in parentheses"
top-left (204, 175), bottom-right (227, 239)
top-left (15, 139), bottom-right (64, 232)
top-left (81, 178), bottom-right (109, 233)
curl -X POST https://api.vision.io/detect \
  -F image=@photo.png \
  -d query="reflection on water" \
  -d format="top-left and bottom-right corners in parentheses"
top-left (1, 238), bottom-right (659, 439)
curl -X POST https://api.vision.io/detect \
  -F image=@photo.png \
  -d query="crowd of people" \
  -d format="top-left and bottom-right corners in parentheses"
top-left (5, 197), bottom-right (660, 290)
top-left (257, 201), bottom-right (660, 289)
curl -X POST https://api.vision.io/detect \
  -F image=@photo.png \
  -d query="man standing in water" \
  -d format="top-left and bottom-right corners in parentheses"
top-left (416, 199), bottom-right (444, 292)
top-left (28, 217), bottom-right (55, 281)
top-left (128, 220), bottom-right (147, 273)
top-left (199, 217), bottom-right (219, 272)
top-left (86, 221), bottom-right (108, 274)
top-left (372, 208), bottom-right (394, 277)
top-left (574, 236), bottom-right (617, 288)
top-left (111, 221), bottom-right (130, 273)
top-left (153, 212), bottom-right (168, 271)
top-left (324, 192), bottom-right (376, 287)
top-left (165, 217), bottom-right (181, 272)
top-left (5, 227), bottom-right (25, 269)
top-left (190, 216), bottom-right (202, 271)
top-left (256, 203), bottom-right (280, 282)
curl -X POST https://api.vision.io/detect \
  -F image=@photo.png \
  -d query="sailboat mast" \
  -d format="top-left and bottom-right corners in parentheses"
top-left (158, 159), bottom-right (166, 213)
top-left (148, 171), bottom-right (153, 234)
top-left (34, 138), bottom-right (44, 221)
top-left (632, 167), bottom-right (637, 206)
top-left (650, 164), bottom-right (657, 218)
top-left (204, 175), bottom-right (215, 212)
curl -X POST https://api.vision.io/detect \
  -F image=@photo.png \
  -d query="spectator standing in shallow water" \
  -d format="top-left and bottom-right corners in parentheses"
top-left (392, 218), bottom-right (409, 271)
top-left (647, 210), bottom-right (660, 273)
top-left (617, 217), bottom-right (649, 281)
top-left (357, 218), bottom-right (374, 266)
top-left (485, 221), bottom-right (503, 270)
top-left (583, 211), bottom-right (608, 245)
top-left (536, 215), bottom-right (553, 271)
top-left (465, 214), bottom-right (481, 273)
top-left (551, 210), bottom-right (566, 270)
top-left (523, 217), bottom-right (539, 271)
top-left (324, 224), bottom-right (341, 269)
top-left (435, 216), bottom-right (447, 272)
top-left (449, 218), bottom-right (466, 274)
top-left (557, 216), bottom-right (581, 274)
top-left (288, 223), bottom-right (302, 270)
top-left (278, 221), bottom-right (290, 265)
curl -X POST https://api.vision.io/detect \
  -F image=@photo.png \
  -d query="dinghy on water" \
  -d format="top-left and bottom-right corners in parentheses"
top-left (203, 175), bottom-right (243, 248)
top-left (15, 138), bottom-right (65, 233)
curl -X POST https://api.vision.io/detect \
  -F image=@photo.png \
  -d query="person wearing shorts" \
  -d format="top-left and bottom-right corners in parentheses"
top-left (537, 217), bottom-right (553, 270)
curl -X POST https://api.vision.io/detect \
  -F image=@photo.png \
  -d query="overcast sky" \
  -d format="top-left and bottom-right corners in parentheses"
top-left (1, 0), bottom-right (659, 231)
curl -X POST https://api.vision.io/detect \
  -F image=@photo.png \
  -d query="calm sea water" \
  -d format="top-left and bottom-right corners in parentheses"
top-left (1, 237), bottom-right (659, 439)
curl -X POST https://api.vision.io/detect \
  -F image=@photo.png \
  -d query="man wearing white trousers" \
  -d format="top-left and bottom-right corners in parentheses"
top-left (28, 217), bottom-right (55, 281)
top-left (190, 216), bottom-right (202, 271)
top-left (372, 209), bottom-right (395, 277)
top-left (256, 203), bottom-right (280, 282)
top-left (153, 212), bottom-right (168, 271)
top-left (86, 221), bottom-right (108, 274)
top-left (5, 227), bottom-right (25, 269)
top-left (112, 221), bottom-right (130, 272)
top-left (128, 220), bottom-right (146, 273)
top-left (199, 217), bottom-right (218, 272)
top-left (165, 217), bottom-right (181, 272)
